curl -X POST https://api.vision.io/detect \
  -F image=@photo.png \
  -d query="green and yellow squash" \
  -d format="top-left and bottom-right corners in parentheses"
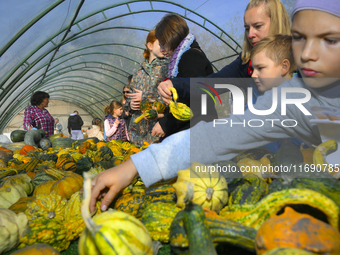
top-left (114, 183), bottom-right (175, 218)
top-left (141, 202), bottom-right (181, 243)
top-left (219, 188), bottom-right (339, 230)
top-left (79, 172), bottom-right (154, 255)
top-left (134, 109), bottom-right (158, 123)
top-left (169, 100), bottom-right (193, 121)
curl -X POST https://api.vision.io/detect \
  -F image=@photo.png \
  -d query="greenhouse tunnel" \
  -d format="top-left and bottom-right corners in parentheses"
top-left (0, 0), bottom-right (243, 134)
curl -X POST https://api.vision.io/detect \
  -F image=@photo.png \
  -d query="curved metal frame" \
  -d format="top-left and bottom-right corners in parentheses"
top-left (0, 0), bottom-right (242, 132)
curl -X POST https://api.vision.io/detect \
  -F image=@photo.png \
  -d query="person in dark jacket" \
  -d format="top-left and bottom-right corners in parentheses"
top-left (151, 14), bottom-right (215, 139)
top-left (68, 110), bottom-right (84, 140)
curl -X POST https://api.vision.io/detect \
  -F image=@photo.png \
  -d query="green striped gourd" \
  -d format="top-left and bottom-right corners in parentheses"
top-left (79, 172), bottom-right (154, 255)
top-left (219, 188), bottom-right (339, 230)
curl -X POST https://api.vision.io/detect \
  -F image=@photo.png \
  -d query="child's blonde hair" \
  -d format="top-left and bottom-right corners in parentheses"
top-left (250, 34), bottom-right (296, 76)
top-left (104, 100), bottom-right (122, 115)
top-left (92, 118), bottom-right (103, 132)
top-left (242, 0), bottom-right (291, 64)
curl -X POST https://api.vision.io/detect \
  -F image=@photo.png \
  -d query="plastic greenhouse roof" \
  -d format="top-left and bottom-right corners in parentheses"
top-left (0, 0), bottom-right (245, 133)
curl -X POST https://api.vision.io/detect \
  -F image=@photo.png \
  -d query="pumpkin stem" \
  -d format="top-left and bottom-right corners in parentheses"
top-left (47, 211), bottom-right (56, 219)
top-left (184, 181), bottom-right (194, 206)
top-left (81, 172), bottom-right (99, 237)
top-left (206, 187), bottom-right (214, 201)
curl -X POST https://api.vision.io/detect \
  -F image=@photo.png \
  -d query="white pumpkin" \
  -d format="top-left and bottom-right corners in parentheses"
top-left (0, 184), bottom-right (27, 209)
top-left (0, 208), bottom-right (28, 254)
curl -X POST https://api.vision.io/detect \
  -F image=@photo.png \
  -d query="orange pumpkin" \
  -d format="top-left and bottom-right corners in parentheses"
top-left (19, 145), bottom-right (36, 155)
top-left (50, 172), bottom-right (83, 200)
top-left (255, 206), bottom-right (340, 255)
top-left (10, 243), bottom-right (60, 255)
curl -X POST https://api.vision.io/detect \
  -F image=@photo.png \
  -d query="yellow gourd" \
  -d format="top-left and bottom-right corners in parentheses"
top-left (168, 87), bottom-right (178, 101)
top-left (169, 100), bottom-right (193, 121)
top-left (313, 139), bottom-right (338, 171)
top-left (174, 162), bottom-right (228, 213)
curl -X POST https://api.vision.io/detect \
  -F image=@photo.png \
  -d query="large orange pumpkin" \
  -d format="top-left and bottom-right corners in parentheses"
top-left (255, 206), bottom-right (340, 255)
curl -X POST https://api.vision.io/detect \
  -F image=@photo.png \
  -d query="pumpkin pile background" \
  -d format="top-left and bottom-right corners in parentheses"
top-left (0, 131), bottom-right (339, 255)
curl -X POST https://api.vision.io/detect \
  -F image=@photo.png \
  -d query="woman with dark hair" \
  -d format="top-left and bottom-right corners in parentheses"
top-left (152, 13), bottom-right (215, 139)
top-left (23, 91), bottom-right (54, 137)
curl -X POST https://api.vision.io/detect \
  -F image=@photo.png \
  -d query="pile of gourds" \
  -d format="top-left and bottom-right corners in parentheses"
top-left (0, 133), bottom-right (339, 255)
top-left (0, 134), bottom-right (147, 254)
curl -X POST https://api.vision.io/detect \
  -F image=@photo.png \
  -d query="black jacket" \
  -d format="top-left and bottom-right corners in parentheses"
top-left (171, 53), bottom-right (252, 99)
top-left (68, 114), bottom-right (84, 133)
top-left (158, 40), bottom-right (215, 136)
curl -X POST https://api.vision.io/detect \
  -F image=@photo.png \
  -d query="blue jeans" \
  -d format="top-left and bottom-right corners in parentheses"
top-left (71, 130), bottom-right (84, 140)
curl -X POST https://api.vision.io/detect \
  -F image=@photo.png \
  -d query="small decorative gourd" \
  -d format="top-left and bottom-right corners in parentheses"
top-left (2, 174), bottom-right (34, 196)
top-left (140, 99), bottom-right (152, 112)
top-left (169, 100), bottom-right (193, 121)
top-left (134, 109), bottom-right (158, 123)
top-left (45, 168), bottom-right (83, 200)
top-left (18, 218), bottom-right (70, 252)
top-left (79, 172), bottom-right (154, 255)
top-left (313, 139), bottom-right (338, 171)
top-left (177, 181), bottom-right (217, 255)
top-left (174, 162), bottom-right (228, 213)
top-left (8, 197), bottom-right (36, 214)
top-left (25, 191), bottom-right (67, 221)
top-left (256, 207), bottom-right (340, 255)
top-left (0, 183), bottom-right (27, 209)
top-left (141, 202), bottom-right (181, 243)
top-left (0, 208), bottom-right (28, 254)
top-left (153, 101), bottom-right (166, 114)
top-left (9, 243), bottom-right (60, 255)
